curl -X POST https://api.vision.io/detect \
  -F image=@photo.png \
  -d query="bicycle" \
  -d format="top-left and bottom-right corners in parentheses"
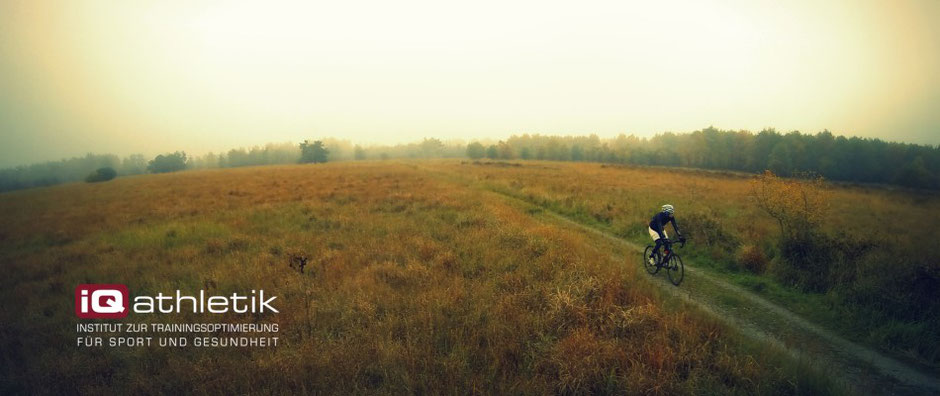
top-left (643, 237), bottom-right (686, 286)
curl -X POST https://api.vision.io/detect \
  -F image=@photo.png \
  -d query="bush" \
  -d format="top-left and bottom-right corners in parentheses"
top-left (772, 230), bottom-right (879, 293)
top-left (84, 167), bottom-right (117, 183)
top-left (838, 247), bottom-right (939, 319)
top-left (736, 244), bottom-right (768, 274)
top-left (751, 171), bottom-right (836, 291)
top-left (682, 209), bottom-right (738, 251)
top-left (147, 152), bottom-right (187, 173)
top-left (771, 230), bottom-right (834, 292)
top-left (829, 247), bottom-right (940, 361)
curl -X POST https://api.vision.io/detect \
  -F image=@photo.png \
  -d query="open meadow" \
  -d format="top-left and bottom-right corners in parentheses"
top-left (429, 160), bottom-right (940, 369)
top-left (3, 159), bottom-right (937, 394)
top-left (3, 0), bottom-right (939, 393)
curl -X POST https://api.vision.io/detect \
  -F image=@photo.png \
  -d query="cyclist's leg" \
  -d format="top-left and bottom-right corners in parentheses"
top-left (656, 239), bottom-right (671, 268)
top-left (647, 227), bottom-right (659, 257)
top-left (648, 227), bottom-right (661, 257)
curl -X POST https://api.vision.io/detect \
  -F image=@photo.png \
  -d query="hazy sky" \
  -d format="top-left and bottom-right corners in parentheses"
top-left (1, 0), bottom-right (938, 167)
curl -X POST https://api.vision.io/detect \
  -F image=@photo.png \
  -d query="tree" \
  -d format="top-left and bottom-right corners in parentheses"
top-left (497, 141), bottom-right (514, 159)
top-left (420, 138), bottom-right (445, 158)
top-left (226, 148), bottom-right (250, 167)
top-left (570, 144), bottom-right (584, 161)
top-left (485, 145), bottom-right (498, 159)
top-left (895, 156), bottom-right (933, 188)
top-left (147, 152), bottom-right (187, 173)
top-left (466, 142), bottom-right (486, 159)
top-left (299, 140), bottom-right (329, 164)
top-left (519, 147), bottom-right (532, 160)
top-left (751, 170), bottom-right (833, 291)
top-left (751, 170), bottom-right (829, 239)
top-left (749, 129), bottom-right (781, 171)
top-left (767, 142), bottom-right (793, 176)
top-left (354, 145), bottom-right (367, 160)
top-left (120, 154), bottom-right (147, 175)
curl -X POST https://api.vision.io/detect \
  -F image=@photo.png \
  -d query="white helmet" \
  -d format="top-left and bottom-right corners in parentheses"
top-left (662, 204), bottom-right (674, 214)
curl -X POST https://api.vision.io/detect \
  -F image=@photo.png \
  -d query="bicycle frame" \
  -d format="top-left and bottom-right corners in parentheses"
top-left (644, 237), bottom-right (686, 286)
top-left (659, 238), bottom-right (685, 267)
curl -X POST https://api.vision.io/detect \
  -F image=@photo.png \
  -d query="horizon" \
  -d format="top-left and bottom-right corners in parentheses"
top-left (2, 0), bottom-right (939, 168)
top-left (2, 127), bottom-right (937, 169)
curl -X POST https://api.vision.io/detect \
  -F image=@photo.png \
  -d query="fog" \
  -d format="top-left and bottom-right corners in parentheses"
top-left (1, 0), bottom-right (938, 168)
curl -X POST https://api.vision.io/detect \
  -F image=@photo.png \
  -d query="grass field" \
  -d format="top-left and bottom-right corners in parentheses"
top-left (6, 159), bottom-right (928, 394)
top-left (430, 160), bottom-right (940, 368)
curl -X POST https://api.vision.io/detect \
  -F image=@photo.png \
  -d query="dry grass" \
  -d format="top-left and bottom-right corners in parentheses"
top-left (437, 159), bottom-right (940, 365)
top-left (0, 161), bottom-right (835, 394)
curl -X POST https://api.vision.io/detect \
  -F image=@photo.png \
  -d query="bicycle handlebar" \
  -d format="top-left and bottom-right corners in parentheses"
top-left (664, 237), bottom-right (687, 248)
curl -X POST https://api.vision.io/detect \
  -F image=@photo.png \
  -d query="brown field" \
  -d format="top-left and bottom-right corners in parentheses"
top-left (430, 160), bottom-right (940, 367)
top-left (3, 159), bottom-right (911, 394)
top-left (437, 162), bottom-right (940, 369)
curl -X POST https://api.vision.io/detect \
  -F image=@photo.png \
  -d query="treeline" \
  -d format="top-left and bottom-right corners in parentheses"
top-left (186, 138), bottom-right (465, 169)
top-left (0, 138), bottom-right (466, 192)
top-left (0, 153), bottom-right (143, 192)
top-left (468, 128), bottom-right (940, 189)
top-left (3, 128), bottom-right (937, 192)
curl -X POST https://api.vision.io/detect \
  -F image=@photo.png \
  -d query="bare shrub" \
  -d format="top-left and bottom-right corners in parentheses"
top-left (751, 171), bottom-right (833, 291)
top-left (736, 244), bottom-right (768, 274)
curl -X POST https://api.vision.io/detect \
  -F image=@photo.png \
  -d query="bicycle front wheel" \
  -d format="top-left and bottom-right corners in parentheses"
top-left (667, 254), bottom-right (684, 286)
top-left (643, 246), bottom-right (660, 274)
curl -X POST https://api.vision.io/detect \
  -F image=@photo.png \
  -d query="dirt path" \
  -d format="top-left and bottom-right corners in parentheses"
top-left (420, 163), bottom-right (939, 395)
top-left (479, 187), bottom-right (940, 395)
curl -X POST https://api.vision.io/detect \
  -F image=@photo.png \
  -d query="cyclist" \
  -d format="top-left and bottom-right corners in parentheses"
top-left (648, 204), bottom-right (684, 266)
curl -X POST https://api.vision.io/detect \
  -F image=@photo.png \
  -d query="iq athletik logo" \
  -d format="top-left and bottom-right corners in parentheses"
top-left (75, 284), bottom-right (279, 319)
top-left (76, 284), bottom-right (129, 319)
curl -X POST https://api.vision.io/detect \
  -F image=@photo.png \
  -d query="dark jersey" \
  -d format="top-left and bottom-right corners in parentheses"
top-left (649, 211), bottom-right (679, 239)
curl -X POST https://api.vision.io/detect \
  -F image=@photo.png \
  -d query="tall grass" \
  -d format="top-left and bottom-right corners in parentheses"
top-left (437, 160), bottom-right (940, 366)
top-left (0, 162), bottom-right (835, 394)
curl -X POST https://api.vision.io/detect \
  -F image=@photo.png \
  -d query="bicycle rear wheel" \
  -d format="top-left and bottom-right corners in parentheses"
top-left (666, 254), bottom-right (684, 286)
top-left (643, 246), bottom-right (660, 274)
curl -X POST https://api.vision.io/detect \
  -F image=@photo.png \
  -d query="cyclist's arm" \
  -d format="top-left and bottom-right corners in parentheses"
top-left (670, 217), bottom-right (682, 238)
